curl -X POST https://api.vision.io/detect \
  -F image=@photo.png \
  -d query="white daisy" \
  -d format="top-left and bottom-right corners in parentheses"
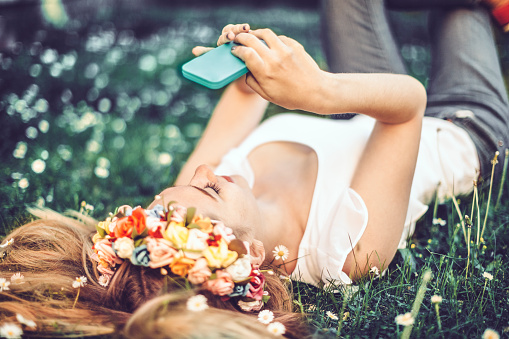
top-left (369, 266), bottom-right (380, 277)
top-left (16, 314), bottom-right (36, 328)
top-left (482, 328), bottom-right (500, 339)
top-left (0, 278), bottom-right (11, 292)
top-left (98, 275), bottom-right (110, 287)
top-left (326, 311), bottom-right (338, 321)
top-left (0, 238), bottom-right (14, 248)
top-left (483, 272), bottom-right (493, 281)
top-left (267, 322), bottom-right (286, 336)
top-left (432, 218), bottom-right (446, 226)
top-left (395, 312), bottom-right (414, 326)
top-left (72, 276), bottom-right (87, 288)
top-left (0, 323), bottom-right (23, 339)
top-left (272, 245), bottom-right (289, 261)
top-left (10, 273), bottom-right (24, 285)
top-left (187, 294), bottom-right (209, 312)
top-left (258, 310), bottom-right (274, 324)
top-left (431, 295), bottom-right (442, 304)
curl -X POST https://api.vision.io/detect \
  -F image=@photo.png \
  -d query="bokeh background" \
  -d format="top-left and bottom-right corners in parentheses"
top-left (1, 0), bottom-right (509, 233)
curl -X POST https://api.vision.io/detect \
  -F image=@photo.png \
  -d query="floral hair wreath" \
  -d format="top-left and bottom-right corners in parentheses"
top-left (91, 202), bottom-right (270, 311)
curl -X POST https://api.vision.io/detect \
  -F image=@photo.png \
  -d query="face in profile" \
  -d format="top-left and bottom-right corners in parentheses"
top-left (148, 165), bottom-right (261, 241)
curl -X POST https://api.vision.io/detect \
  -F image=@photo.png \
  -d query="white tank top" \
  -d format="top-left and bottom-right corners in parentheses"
top-left (215, 113), bottom-right (478, 285)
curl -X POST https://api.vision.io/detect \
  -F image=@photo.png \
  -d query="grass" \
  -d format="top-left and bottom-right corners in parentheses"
top-left (298, 170), bottom-right (509, 338)
top-left (1, 2), bottom-right (509, 338)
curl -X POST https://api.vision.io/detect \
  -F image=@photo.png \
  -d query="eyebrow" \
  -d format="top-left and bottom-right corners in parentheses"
top-left (192, 186), bottom-right (218, 201)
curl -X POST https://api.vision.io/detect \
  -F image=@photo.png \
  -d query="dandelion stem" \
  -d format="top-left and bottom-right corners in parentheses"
top-left (481, 152), bottom-right (499, 242)
top-left (495, 149), bottom-right (508, 210)
top-left (336, 288), bottom-right (349, 338)
top-left (434, 303), bottom-right (442, 333)
top-left (474, 183), bottom-right (481, 246)
top-left (72, 287), bottom-right (80, 309)
top-left (450, 192), bottom-right (468, 245)
top-left (465, 222), bottom-right (471, 280)
top-left (401, 269), bottom-right (432, 339)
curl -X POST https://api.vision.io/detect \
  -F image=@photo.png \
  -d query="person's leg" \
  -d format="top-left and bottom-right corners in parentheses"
top-left (321, 0), bottom-right (407, 119)
top-left (320, 0), bottom-right (407, 74)
top-left (387, 0), bottom-right (480, 10)
top-left (425, 7), bottom-right (509, 182)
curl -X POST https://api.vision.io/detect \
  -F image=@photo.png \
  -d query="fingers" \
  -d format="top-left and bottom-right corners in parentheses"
top-left (245, 73), bottom-right (268, 100)
top-left (217, 23), bottom-right (250, 46)
top-left (248, 28), bottom-right (287, 50)
top-left (230, 43), bottom-right (265, 75)
top-left (191, 46), bottom-right (213, 57)
top-left (277, 35), bottom-right (303, 50)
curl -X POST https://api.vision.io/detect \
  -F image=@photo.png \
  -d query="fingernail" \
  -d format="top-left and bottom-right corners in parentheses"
top-left (231, 46), bottom-right (237, 51)
top-left (243, 25), bottom-right (247, 30)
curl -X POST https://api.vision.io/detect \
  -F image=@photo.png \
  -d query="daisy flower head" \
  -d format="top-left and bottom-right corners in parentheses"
top-left (98, 275), bottom-right (110, 287)
top-left (267, 322), bottom-right (286, 336)
top-left (326, 311), bottom-right (338, 321)
top-left (72, 276), bottom-right (87, 289)
top-left (10, 273), bottom-right (24, 285)
top-left (483, 272), bottom-right (493, 281)
top-left (0, 278), bottom-right (11, 292)
top-left (187, 294), bottom-right (209, 312)
top-left (395, 312), bottom-right (414, 326)
top-left (0, 238), bottom-right (14, 248)
top-left (258, 310), bottom-right (274, 324)
top-left (431, 295), bottom-right (443, 304)
top-left (16, 314), bottom-right (36, 328)
top-left (272, 245), bottom-right (289, 261)
top-left (369, 266), bottom-right (380, 277)
top-left (0, 323), bottom-right (23, 339)
top-left (432, 218), bottom-right (446, 226)
top-left (482, 328), bottom-right (500, 339)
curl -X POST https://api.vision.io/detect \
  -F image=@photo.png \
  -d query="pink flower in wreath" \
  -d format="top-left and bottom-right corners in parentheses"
top-left (202, 270), bottom-right (234, 296)
top-left (187, 258), bottom-right (212, 285)
top-left (146, 237), bottom-right (178, 268)
top-left (213, 222), bottom-right (235, 244)
top-left (95, 239), bottom-right (123, 266)
top-left (170, 205), bottom-right (187, 223)
top-left (246, 272), bottom-right (266, 301)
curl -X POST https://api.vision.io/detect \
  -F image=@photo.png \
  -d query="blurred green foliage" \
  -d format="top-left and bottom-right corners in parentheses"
top-left (0, 1), bottom-right (508, 234)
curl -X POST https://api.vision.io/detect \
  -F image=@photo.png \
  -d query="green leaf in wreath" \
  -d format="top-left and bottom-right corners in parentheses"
top-left (95, 225), bottom-right (106, 238)
top-left (186, 207), bottom-right (196, 226)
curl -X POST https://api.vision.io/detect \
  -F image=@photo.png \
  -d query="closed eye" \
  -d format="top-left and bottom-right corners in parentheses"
top-left (204, 182), bottom-right (221, 194)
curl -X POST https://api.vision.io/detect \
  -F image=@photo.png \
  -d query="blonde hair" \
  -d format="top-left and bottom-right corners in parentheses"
top-left (0, 209), bottom-right (310, 338)
top-left (126, 292), bottom-right (294, 339)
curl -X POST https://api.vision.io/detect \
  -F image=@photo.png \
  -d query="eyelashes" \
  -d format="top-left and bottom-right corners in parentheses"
top-left (204, 182), bottom-right (221, 194)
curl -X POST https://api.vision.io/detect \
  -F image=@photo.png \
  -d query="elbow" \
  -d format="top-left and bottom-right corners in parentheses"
top-left (410, 76), bottom-right (427, 120)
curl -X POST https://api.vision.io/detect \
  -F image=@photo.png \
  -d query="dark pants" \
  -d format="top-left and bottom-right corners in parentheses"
top-left (321, 0), bottom-right (509, 183)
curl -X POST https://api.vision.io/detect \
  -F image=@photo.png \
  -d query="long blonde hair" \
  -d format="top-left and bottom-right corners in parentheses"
top-left (0, 210), bottom-right (310, 338)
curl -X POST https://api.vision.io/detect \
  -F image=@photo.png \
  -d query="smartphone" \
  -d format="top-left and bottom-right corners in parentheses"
top-left (181, 42), bottom-right (247, 90)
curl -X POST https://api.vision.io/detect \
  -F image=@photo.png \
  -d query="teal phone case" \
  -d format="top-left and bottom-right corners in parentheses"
top-left (181, 42), bottom-right (247, 89)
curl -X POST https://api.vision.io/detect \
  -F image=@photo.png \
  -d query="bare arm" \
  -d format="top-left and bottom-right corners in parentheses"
top-left (175, 24), bottom-right (269, 186)
top-left (232, 28), bottom-right (427, 280)
top-left (175, 81), bottom-right (268, 185)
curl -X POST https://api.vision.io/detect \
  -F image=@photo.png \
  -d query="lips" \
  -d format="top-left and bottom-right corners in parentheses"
top-left (221, 176), bottom-right (234, 183)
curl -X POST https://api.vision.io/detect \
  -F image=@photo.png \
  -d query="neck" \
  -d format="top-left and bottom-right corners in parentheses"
top-left (252, 179), bottom-right (308, 274)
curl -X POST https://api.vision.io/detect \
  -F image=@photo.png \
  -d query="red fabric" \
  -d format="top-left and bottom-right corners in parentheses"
top-left (493, 3), bottom-right (509, 26)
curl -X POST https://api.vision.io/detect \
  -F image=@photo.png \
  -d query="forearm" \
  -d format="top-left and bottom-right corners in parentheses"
top-left (175, 83), bottom-right (268, 185)
top-left (315, 72), bottom-right (427, 123)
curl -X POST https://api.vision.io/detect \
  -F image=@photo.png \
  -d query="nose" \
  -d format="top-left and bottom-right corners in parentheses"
top-left (189, 164), bottom-right (217, 186)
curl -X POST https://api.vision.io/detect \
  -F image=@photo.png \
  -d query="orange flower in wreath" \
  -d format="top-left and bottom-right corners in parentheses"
top-left (114, 207), bottom-right (147, 238)
top-left (170, 256), bottom-right (196, 277)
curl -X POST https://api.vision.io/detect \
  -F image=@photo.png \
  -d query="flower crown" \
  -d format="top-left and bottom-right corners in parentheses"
top-left (91, 203), bottom-right (269, 311)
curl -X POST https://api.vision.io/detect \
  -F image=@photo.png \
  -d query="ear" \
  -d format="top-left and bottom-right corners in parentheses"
top-left (249, 238), bottom-right (266, 266)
